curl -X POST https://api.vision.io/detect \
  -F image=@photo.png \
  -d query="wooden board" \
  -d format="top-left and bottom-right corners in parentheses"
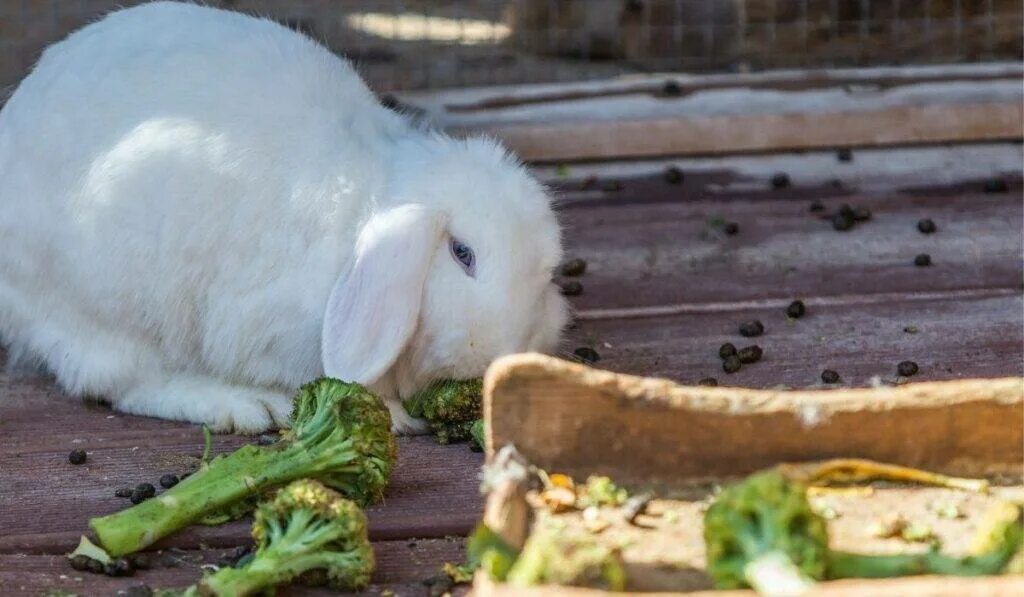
top-left (397, 64), bottom-right (1024, 161)
top-left (1, 138), bottom-right (1021, 594)
top-left (0, 538), bottom-right (465, 596)
top-left (474, 574), bottom-right (1024, 597)
top-left (484, 354), bottom-right (1023, 484)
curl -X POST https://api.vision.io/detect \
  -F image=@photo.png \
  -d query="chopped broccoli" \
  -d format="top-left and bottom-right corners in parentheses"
top-left (403, 379), bottom-right (482, 444)
top-left (192, 480), bottom-right (373, 596)
top-left (90, 378), bottom-right (396, 556)
top-left (704, 470), bottom-right (1024, 592)
top-left (578, 475), bottom-right (629, 508)
top-left (704, 470), bottom-right (827, 592)
top-left (469, 419), bottom-right (486, 451)
top-left (505, 520), bottom-right (626, 590)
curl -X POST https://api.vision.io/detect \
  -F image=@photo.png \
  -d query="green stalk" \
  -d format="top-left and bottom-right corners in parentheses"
top-left (200, 550), bottom-right (365, 596)
top-left (90, 438), bottom-right (359, 556)
top-left (828, 547), bottom-right (1017, 579)
top-left (744, 552), bottom-right (815, 596)
top-left (90, 445), bottom-right (286, 555)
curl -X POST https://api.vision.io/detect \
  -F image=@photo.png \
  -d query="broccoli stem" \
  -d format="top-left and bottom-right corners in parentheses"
top-left (744, 552), bottom-right (816, 596)
top-left (91, 438), bottom-right (362, 556)
top-left (200, 548), bottom-right (364, 596)
top-left (91, 445), bottom-right (287, 556)
top-left (827, 548), bottom-right (1016, 579)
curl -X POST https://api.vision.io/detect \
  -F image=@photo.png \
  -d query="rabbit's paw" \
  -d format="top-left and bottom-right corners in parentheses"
top-left (118, 377), bottom-right (292, 434)
top-left (386, 399), bottom-right (431, 436)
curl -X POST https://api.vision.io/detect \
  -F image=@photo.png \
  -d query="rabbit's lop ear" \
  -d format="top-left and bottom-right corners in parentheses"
top-left (321, 205), bottom-right (445, 385)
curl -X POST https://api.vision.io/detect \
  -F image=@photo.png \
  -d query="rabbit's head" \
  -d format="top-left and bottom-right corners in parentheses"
top-left (321, 134), bottom-right (569, 396)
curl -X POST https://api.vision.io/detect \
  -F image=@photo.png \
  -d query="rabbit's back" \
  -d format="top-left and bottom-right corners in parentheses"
top-left (0, 1), bottom-right (400, 387)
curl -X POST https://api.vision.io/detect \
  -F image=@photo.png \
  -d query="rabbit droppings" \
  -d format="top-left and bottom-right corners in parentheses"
top-left (0, 2), bottom-right (569, 434)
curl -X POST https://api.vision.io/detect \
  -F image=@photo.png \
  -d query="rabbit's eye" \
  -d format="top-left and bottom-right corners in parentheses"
top-left (450, 238), bottom-right (475, 277)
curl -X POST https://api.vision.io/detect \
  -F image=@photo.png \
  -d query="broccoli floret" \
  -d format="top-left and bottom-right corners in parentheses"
top-left (578, 475), bottom-right (629, 508)
top-left (403, 379), bottom-right (482, 444)
top-left (704, 470), bottom-right (827, 592)
top-left (469, 419), bottom-right (486, 452)
top-left (705, 470), bottom-right (1024, 592)
top-left (90, 378), bottom-right (396, 556)
top-left (505, 520), bottom-right (626, 590)
top-left (193, 480), bottom-right (374, 596)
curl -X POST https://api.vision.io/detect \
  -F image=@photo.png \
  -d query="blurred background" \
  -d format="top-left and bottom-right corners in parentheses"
top-left (1, 1), bottom-right (1022, 94)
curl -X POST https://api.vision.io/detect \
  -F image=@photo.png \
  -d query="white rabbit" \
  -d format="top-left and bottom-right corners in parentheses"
top-left (0, 2), bottom-right (569, 434)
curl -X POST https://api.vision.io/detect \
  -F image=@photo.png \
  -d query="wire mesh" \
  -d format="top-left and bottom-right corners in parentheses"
top-left (1, 0), bottom-right (1021, 94)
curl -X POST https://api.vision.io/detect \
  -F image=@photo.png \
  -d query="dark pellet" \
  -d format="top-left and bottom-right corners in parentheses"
top-left (836, 147), bottom-right (853, 162)
top-left (219, 545), bottom-right (253, 568)
top-left (983, 178), bottom-right (1008, 193)
top-left (135, 483), bottom-right (156, 498)
top-left (838, 204), bottom-right (855, 218)
top-left (86, 558), bottom-right (105, 574)
top-left (723, 222), bottom-right (739, 235)
top-left (557, 279), bottom-right (583, 296)
top-left (70, 555), bottom-right (92, 571)
top-left (786, 300), bottom-right (806, 319)
top-left (770, 172), bottom-right (790, 189)
top-left (256, 433), bottom-right (278, 446)
top-left (574, 347), bottom-right (600, 365)
top-left (557, 257), bottom-right (587, 277)
top-left (914, 254), bottom-right (932, 267)
top-left (698, 377), bottom-right (718, 387)
top-left (853, 207), bottom-right (872, 222)
top-left (115, 487), bottom-right (134, 498)
top-left (917, 218), bottom-right (937, 234)
top-left (821, 369), bottom-right (840, 384)
top-left (664, 166), bottom-right (684, 184)
top-left (125, 586), bottom-right (154, 597)
top-left (897, 361), bottom-right (919, 377)
top-left (832, 211), bottom-right (855, 231)
top-left (127, 553), bottom-right (152, 570)
top-left (737, 345), bottom-right (763, 364)
top-left (662, 80), bottom-right (682, 96)
top-left (809, 201), bottom-right (825, 213)
top-left (159, 473), bottom-right (180, 489)
top-left (722, 356), bottom-right (742, 374)
top-left (68, 449), bottom-right (87, 465)
top-left (719, 343), bottom-right (737, 358)
top-left (427, 575), bottom-right (455, 597)
top-left (622, 493), bottom-right (654, 524)
top-left (738, 320), bottom-right (764, 337)
top-left (104, 558), bottom-right (134, 577)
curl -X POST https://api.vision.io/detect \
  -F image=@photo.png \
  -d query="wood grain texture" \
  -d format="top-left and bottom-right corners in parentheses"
top-left (484, 354), bottom-right (1023, 484)
top-left (399, 65), bottom-right (1024, 161)
top-left (0, 374), bottom-right (483, 554)
top-left (0, 538), bottom-right (465, 596)
top-left (558, 189), bottom-right (1022, 311)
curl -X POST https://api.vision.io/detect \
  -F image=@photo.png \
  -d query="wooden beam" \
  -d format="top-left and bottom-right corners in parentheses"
top-left (483, 354), bottom-right (1023, 484)
top-left (455, 102), bottom-right (1022, 162)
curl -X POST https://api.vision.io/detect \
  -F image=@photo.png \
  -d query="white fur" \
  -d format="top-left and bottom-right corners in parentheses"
top-left (0, 2), bottom-right (568, 434)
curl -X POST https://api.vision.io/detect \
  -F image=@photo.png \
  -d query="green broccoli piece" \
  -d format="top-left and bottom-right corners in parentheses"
top-left (704, 470), bottom-right (1024, 592)
top-left (505, 520), bottom-right (626, 590)
top-left (90, 378), bottom-right (396, 556)
top-left (403, 379), bottom-right (482, 444)
top-left (578, 475), bottom-right (629, 508)
top-left (704, 470), bottom-right (827, 593)
top-left (191, 480), bottom-right (374, 596)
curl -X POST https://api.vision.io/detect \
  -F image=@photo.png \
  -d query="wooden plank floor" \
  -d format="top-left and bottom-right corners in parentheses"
top-left (1, 145), bottom-right (1021, 595)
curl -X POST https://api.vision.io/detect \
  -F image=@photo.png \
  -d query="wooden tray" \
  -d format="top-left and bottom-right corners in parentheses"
top-left (483, 354), bottom-right (1022, 484)
top-left (474, 353), bottom-right (1024, 596)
